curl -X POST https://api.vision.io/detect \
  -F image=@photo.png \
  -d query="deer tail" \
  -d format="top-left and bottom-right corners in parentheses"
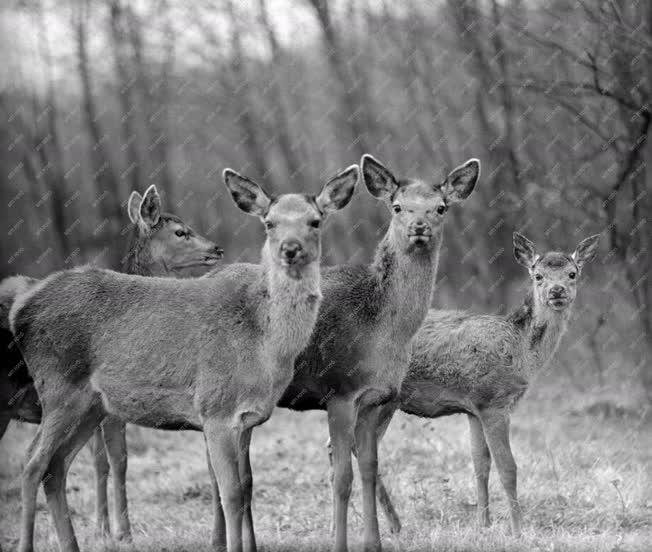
top-left (0, 275), bottom-right (39, 330)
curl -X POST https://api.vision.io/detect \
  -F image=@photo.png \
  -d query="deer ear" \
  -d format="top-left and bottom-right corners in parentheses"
top-left (442, 159), bottom-right (480, 203)
top-left (128, 191), bottom-right (143, 224)
top-left (572, 234), bottom-right (600, 268)
top-left (315, 165), bottom-right (358, 215)
top-left (140, 185), bottom-right (161, 228)
top-left (223, 169), bottom-right (271, 218)
top-left (361, 154), bottom-right (399, 201)
top-left (513, 232), bottom-right (537, 268)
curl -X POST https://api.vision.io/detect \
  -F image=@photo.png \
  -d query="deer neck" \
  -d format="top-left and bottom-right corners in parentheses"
top-left (121, 226), bottom-right (157, 276)
top-left (371, 231), bottom-right (441, 341)
top-left (508, 291), bottom-right (571, 374)
top-left (260, 243), bottom-right (322, 361)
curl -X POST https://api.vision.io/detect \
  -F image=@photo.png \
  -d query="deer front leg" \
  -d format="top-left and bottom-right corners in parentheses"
top-left (102, 417), bottom-right (132, 540)
top-left (480, 410), bottom-right (521, 537)
top-left (90, 427), bottom-right (111, 537)
top-left (374, 407), bottom-right (401, 535)
top-left (468, 414), bottom-right (491, 528)
top-left (238, 427), bottom-right (256, 552)
top-left (205, 419), bottom-right (244, 552)
top-left (354, 404), bottom-right (382, 552)
top-left (205, 441), bottom-right (227, 551)
top-left (327, 398), bottom-right (356, 552)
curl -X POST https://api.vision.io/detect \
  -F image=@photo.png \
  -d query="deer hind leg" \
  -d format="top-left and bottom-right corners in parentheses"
top-left (102, 416), bottom-right (131, 540)
top-left (205, 441), bottom-right (226, 551)
top-left (468, 414), bottom-right (491, 528)
top-left (327, 398), bottom-right (356, 552)
top-left (19, 391), bottom-right (102, 552)
top-left (204, 418), bottom-right (245, 552)
top-left (43, 406), bottom-right (105, 552)
top-left (479, 410), bottom-right (521, 537)
top-left (90, 428), bottom-right (111, 537)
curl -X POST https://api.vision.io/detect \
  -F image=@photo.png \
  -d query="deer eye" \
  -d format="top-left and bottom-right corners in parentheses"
top-left (569, 272), bottom-right (576, 279)
top-left (264, 221), bottom-right (275, 230)
top-left (535, 274), bottom-right (543, 281)
top-left (436, 205), bottom-right (446, 215)
top-left (309, 219), bottom-right (321, 229)
top-left (175, 230), bottom-right (185, 238)
top-left (392, 204), bottom-right (401, 214)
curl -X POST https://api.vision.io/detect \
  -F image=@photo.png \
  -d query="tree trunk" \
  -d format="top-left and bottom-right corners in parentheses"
top-left (109, 0), bottom-right (142, 195)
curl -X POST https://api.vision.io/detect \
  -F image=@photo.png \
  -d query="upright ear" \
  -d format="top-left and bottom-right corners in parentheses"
top-left (442, 158), bottom-right (480, 203)
top-left (315, 165), bottom-right (358, 215)
top-left (572, 234), bottom-right (600, 269)
top-left (139, 185), bottom-right (161, 228)
top-left (127, 191), bottom-right (143, 224)
top-left (223, 169), bottom-right (271, 217)
top-left (513, 232), bottom-right (538, 269)
top-left (361, 154), bottom-right (399, 201)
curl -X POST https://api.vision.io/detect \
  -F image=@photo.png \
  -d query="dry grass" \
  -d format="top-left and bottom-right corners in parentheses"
top-left (1, 383), bottom-right (651, 552)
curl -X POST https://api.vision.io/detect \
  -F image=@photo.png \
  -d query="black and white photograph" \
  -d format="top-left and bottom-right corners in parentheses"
top-left (0, 1), bottom-right (650, 551)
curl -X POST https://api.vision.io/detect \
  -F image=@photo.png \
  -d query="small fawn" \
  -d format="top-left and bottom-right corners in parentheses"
top-left (373, 232), bottom-right (600, 537)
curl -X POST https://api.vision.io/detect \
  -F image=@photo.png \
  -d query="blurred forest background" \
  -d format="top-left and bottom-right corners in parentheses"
top-left (0, 0), bottom-right (650, 409)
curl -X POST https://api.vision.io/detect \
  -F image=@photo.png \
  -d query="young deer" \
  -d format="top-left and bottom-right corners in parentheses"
top-left (278, 155), bottom-right (480, 552)
top-left (9, 166), bottom-right (357, 552)
top-left (0, 184), bottom-right (223, 541)
top-left (373, 232), bottom-right (601, 537)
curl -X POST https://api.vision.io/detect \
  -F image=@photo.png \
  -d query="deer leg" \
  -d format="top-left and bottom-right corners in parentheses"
top-left (102, 417), bottom-right (131, 540)
top-left (205, 440), bottom-right (227, 551)
top-left (480, 411), bottom-right (521, 537)
top-left (374, 408), bottom-right (401, 535)
top-left (20, 391), bottom-right (101, 552)
top-left (327, 398), bottom-right (356, 552)
top-left (205, 419), bottom-right (244, 552)
top-left (90, 427), bottom-right (111, 537)
top-left (43, 410), bottom-right (104, 552)
top-left (238, 427), bottom-right (256, 552)
top-left (354, 404), bottom-right (382, 552)
top-left (468, 414), bottom-right (491, 528)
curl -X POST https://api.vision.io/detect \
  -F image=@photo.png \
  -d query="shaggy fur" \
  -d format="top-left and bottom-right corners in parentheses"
top-left (375, 233), bottom-right (601, 538)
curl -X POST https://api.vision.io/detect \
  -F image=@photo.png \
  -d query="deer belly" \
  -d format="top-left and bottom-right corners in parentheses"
top-left (90, 374), bottom-right (199, 429)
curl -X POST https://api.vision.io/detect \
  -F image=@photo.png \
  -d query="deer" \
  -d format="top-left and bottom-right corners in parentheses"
top-left (274, 154), bottom-right (480, 552)
top-left (368, 232), bottom-right (601, 538)
top-left (0, 184), bottom-right (224, 541)
top-left (7, 165), bottom-right (358, 552)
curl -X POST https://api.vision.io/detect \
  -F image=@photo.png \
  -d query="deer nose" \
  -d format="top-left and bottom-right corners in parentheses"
top-left (212, 245), bottom-right (224, 258)
top-left (281, 240), bottom-right (303, 261)
top-left (549, 285), bottom-right (566, 297)
top-left (410, 220), bottom-right (430, 235)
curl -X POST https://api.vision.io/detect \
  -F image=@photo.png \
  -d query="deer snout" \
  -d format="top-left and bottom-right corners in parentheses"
top-left (211, 245), bottom-right (224, 259)
top-left (549, 284), bottom-right (567, 298)
top-left (409, 220), bottom-right (431, 236)
top-left (280, 240), bottom-right (303, 264)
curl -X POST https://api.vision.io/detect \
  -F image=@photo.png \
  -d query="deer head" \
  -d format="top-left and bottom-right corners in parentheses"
top-left (223, 166), bottom-right (358, 279)
top-left (361, 155), bottom-right (480, 254)
top-left (127, 185), bottom-right (224, 274)
top-left (514, 233), bottom-right (600, 311)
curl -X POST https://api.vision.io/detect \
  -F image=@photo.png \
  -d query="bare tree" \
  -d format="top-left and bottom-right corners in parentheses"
top-left (74, 0), bottom-right (123, 240)
top-left (108, 0), bottom-right (142, 194)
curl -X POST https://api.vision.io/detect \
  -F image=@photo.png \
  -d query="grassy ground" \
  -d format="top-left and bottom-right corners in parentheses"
top-left (1, 384), bottom-right (651, 552)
